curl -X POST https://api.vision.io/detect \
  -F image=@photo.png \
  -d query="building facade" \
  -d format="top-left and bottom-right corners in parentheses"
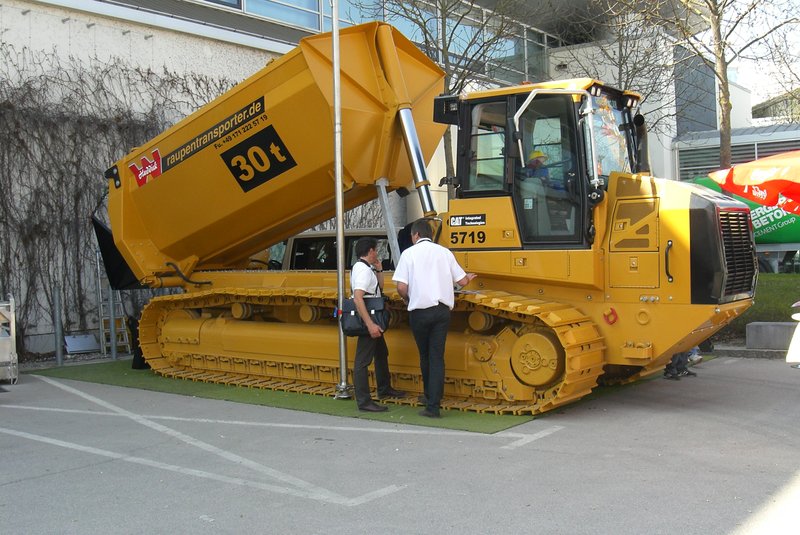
top-left (752, 90), bottom-right (800, 124)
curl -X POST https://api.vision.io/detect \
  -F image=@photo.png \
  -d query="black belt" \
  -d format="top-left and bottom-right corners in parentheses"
top-left (411, 302), bottom-right (449, 311)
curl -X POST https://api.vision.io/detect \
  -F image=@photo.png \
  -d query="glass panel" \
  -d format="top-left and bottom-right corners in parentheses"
top-left (546, 35), bottom-right (562, 48)
top-left (345, 237), bottom-right (393, 270)
top-left (486, 63), bottom-right (524, 85)
top-left (291, 237), bottom-right (336, 269)
top-left (526, 41), bottom-right (546, 81)
top-left (247, 0), bottom-right (320, 30)
top-left (528, 30), bottom-right (544, 45)
top-left (514, 95), bottom-right (581, 242)
top-left (285, 0), bottom-right (318, 10)
top-left (387, 10), bottom-right (437, 44)
top-left (206, 0), bottom-right (241, 7)
top-left (266, 241), bottom-right (286, 269)
top-left (464, 101), bottom-right (507, 192)
top-left (587, 95), bottom-right (633, 179)
top-left (286, 234), bottom-right (391, 270)
top-left (487, 31), bottom-right (524, 71)
top-left (323, 16), bottom-right (353, 31)
top-left (327, 0), bottom-right (377, 22)
top-left (446, 12), bottom-right (483, 58)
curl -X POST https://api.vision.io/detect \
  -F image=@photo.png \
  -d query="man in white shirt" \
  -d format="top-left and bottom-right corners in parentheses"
top-left (392, 219), bottom-right (477, 418)
top-left (351, 237), bottom-right (405, 412)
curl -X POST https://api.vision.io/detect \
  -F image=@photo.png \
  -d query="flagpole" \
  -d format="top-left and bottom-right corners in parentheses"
top-left (332, 0), bottom-right (351, 399)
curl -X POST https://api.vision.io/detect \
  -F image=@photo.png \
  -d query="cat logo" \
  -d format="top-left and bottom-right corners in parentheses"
top-left (450, 214), bottom-right (486, 227)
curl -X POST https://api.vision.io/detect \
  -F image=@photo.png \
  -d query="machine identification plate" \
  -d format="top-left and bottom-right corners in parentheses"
top-left (449, 214), bottom-right (486, 226)
top-left (221, 125), bottom-right (297, 192)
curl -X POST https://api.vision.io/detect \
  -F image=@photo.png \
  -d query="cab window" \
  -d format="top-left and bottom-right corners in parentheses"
top-left (289, 235), bottom-right (394, 270)
top-left (514, 94), bottom-right (582, 244)
top-left (463, 101), bottom-right (507, 192)
top-left (291, 238), bottom-right (336, 269)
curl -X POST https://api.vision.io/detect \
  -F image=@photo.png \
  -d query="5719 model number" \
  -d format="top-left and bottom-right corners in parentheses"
top-left (450, 231), bottom-right (486, 244)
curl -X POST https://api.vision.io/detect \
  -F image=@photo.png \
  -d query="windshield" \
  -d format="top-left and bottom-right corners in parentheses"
top-left (584, 92), bottom-right (633, 181)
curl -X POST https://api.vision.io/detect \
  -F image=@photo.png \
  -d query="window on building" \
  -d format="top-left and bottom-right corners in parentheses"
top-left (526, 39), bottom-right (546, 81)
top-left (387, 8), bottom-right (438, 47)
top-left (248, 0), bottom-right (320, 30)
top-left (446, 8), bottom-right (483, 59)
top-left (206, 0), bottom-right (241, 7)
top-left (203, 0), bottom-right (364, 32)
top-left (324, 0), bottom-right (376, 28)
top-left (196, 0), bottom-right (562, 86)
top-left (486, 28), bottom-right (525, 84)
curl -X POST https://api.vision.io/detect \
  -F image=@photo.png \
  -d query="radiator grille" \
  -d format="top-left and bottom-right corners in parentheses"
top-left (719, 210), bottom-right (756, 297)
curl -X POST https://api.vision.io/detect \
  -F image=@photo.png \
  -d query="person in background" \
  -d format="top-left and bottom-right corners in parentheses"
top-left (392, 219), bottom-right (477, 418)
top-left (350, 237), bottom-right (405, 412)
top-left (664, 349), bottom-right (697, 380)
top-left (687, 346), bottom-right (703, 367)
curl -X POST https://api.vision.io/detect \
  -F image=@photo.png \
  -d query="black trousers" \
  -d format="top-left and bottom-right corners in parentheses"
top-left (353, 334), bottom-right (390, 407)
top-left (409, 303), bottom-right (451, 414)
top-left (666, 351), bottom-right (690, 374)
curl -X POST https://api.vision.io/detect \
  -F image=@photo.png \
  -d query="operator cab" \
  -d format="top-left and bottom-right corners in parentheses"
top-left (436, 80), bottom-right (643, 249)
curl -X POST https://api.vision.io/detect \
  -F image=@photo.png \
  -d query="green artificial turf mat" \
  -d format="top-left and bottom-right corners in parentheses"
top-left (28, 360), bottom-right (533, 433)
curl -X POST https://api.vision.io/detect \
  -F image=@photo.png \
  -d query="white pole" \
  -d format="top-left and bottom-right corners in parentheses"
top-left (332, 0), bottom-right (351, 399)
top-left (108, 287), bottom-right (117, 360)
top-left (54, 284), bottom-right (63, 366)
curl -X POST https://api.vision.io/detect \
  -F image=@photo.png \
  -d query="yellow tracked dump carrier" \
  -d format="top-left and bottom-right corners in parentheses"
top-left (99, 22), bottom-right (757, 415)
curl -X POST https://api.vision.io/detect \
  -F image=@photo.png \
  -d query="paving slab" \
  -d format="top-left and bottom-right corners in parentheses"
top-left (2, 356), bottom-right (800, 533)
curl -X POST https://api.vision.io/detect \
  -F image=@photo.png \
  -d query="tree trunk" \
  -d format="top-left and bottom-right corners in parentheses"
top-left (711, 7), bottom-right (732, 169)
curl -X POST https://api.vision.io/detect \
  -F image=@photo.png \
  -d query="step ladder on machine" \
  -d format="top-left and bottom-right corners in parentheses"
top-left (95, 250), bottom-right (131, 356)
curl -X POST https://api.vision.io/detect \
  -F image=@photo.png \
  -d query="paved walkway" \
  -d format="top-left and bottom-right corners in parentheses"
top-left (2, 356), bottom-right (800, 533)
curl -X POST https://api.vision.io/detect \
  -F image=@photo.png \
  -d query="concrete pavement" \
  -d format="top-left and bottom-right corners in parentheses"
top-left (2, 355), bottom-right (799, 534)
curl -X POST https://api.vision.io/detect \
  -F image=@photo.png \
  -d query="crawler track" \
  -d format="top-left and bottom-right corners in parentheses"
top-left (138, 286), bottom-right (606, 415)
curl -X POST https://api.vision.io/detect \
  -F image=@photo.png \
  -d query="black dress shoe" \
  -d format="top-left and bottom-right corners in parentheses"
top-left (358, 402), bottom-right (388, 412)
top-left (378, 388), bottom-right (406, 399)
top-left (418, 409), bottom-right (440, 418)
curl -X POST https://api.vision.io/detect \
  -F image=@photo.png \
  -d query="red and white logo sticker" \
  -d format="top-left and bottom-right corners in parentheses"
top-left (128, 149), bottom-right (162, 187)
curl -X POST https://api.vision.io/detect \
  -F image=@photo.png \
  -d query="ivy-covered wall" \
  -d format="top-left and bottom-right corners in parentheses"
top-left (0, 43), bottom-right (235, 353)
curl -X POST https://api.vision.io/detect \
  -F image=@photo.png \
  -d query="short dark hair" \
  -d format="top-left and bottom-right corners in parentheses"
top-left (355, 237), bottom-right (378, 258)
top-left (411, 218), bottom-right (433, 240)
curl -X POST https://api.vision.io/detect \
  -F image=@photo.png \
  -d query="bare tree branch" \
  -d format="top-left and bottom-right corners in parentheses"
top-left (601, 0), bottom-right (799, 168)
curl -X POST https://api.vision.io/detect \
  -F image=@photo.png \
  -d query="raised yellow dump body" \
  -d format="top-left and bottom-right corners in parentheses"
top-left (102, 23), bottom-right (757, 415)
top-left (107, 22), bottom-right (445, 286)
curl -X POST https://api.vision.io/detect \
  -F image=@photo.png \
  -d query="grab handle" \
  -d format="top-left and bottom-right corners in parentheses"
top-left (665, 240), bottom-right (674, 283)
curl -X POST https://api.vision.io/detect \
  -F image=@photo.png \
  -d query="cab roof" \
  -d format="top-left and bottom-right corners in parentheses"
top-left (462, 78), bottom-right (641, 102)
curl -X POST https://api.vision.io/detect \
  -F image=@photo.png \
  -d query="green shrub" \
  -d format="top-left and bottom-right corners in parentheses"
top-left (715, 273), bottom-right (800, 339)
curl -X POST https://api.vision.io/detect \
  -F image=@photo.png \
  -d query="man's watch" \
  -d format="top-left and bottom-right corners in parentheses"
top-left (372, 267), bottom-right (382, 273)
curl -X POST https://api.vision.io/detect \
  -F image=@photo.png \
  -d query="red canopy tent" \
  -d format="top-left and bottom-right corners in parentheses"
top-left (709, 150), bottom-right (800, 215)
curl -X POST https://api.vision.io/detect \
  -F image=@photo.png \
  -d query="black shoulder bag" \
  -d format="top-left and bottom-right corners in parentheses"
top-left (341, 261), bottom-right (389, 337)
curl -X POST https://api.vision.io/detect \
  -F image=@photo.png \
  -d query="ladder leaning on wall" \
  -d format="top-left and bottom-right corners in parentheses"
top-left (95, 250), bottom-right (131, 356)
top-left (0, 295), bottom-right (18, 384)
